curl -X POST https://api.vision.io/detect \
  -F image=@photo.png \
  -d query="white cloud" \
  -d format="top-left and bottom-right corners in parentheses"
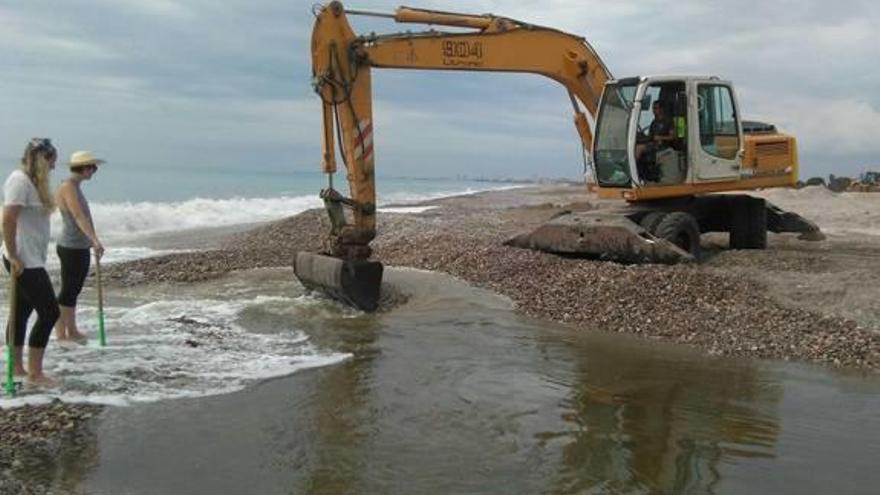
top-left (93, 0), bottom-right (194, 18)
top-left (757, 96), bottom-right (880, 156)
top-left (1, 0), bottom-right (878, 178)
top-left (0, 7), bottom-right (117, 60)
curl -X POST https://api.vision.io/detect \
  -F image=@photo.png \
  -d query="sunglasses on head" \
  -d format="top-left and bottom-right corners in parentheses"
top-left (30, 137), bottom-right (56, 157)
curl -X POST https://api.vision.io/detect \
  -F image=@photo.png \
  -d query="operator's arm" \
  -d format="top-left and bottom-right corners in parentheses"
top-left (58, 182), bottom-right (104, 259)
top-left (653, 119), bottom-right (676, 145)
top-left (3, 205), bottom-right (23, 275)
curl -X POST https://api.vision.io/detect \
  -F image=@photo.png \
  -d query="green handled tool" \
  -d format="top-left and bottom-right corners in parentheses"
top-left (95, 254), bottom-right (106, 346)
top-left (6, 272), bottom-right (17, 396)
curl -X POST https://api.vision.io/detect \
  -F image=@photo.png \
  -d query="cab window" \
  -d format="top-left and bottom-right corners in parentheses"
top-left (593, 82), bottom-right (636, 186)
top-left (697, 85), bottom-right (739, 160)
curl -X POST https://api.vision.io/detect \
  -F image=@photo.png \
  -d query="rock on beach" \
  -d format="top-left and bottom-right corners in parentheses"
top-left (0, 401), bottom-right (99, 494)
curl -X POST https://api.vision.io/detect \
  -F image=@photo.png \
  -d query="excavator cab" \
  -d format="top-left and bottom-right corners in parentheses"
top-left (593, 76), bottom-right (745, 195)
top-left (510, 74), bottom-right (819, 263)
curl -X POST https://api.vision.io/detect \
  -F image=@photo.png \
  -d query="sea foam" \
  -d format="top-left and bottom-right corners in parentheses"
top-left (52, 185), bottom-right (523, 244)
top-left (0, 294), bottom-right (350, 408)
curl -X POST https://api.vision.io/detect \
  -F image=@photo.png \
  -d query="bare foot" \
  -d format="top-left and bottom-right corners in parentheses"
top-left (57, 336), bottom-right (87, 347)
top-left (13, 367), bottom-right (27, 377)
top-left (68, 331), bottom-right (88, 344)
top-left (56, 339), bottom-right (80, 350)
top-left (26, 374), bottom-right (60, 389)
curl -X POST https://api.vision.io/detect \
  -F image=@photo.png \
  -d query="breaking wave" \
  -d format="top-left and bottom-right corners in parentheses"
top-left (57, 185), bottom-right (522, 243)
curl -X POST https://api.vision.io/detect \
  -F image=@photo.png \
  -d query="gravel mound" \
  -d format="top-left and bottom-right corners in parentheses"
top-left (104, 193), bottom-right (880, 370)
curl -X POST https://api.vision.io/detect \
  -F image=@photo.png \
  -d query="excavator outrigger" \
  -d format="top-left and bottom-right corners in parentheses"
top-left (294, 2), bottom-right (822, 311)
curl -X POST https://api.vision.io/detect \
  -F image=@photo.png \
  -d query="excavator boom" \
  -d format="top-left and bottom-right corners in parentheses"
top-left (310, 1), bottom-right (609, 249)
top-left (298, 1), bottom-right (611, 310)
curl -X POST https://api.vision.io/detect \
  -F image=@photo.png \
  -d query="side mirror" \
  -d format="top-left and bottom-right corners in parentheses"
top-left (640, 96), bottom-right (653, 111)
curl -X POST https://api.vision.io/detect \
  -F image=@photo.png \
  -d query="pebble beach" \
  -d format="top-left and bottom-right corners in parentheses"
top-left (105, 183), bottom-right (880, 368)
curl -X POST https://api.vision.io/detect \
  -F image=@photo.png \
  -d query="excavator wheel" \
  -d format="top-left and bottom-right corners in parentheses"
top-left (653, 212), bottom-right (701, 259)
top-left (293, 251), bottom-right (384, 312)
top-left (639, 211), bottom-right (667, 235)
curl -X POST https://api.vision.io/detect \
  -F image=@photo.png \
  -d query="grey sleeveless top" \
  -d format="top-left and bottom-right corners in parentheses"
top-left (58, 180), bottom-right (93, 249)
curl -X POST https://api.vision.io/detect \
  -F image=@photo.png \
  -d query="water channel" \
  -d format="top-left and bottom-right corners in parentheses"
top-left (8, 267), bottom-right (879, 494)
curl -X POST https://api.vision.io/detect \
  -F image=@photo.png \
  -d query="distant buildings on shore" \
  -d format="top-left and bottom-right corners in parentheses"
top-left (452, 174), bottom-right (583, 184)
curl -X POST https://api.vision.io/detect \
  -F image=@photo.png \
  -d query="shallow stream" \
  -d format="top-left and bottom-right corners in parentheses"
top-left (3, 267), bottom-right (879, 494)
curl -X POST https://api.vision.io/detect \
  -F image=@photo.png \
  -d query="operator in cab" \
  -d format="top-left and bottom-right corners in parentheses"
top-left (636, 101), bottom-right (676, 181)
top-left (648, 101), bottom-right (675, 147)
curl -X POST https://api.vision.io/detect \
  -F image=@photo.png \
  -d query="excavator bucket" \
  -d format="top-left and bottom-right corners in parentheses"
top-left (293, 252), bottom-right (384, 312)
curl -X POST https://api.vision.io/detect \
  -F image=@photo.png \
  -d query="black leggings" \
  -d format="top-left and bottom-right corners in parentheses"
top-left (3, 258), bottom-right (59, 348)
top-left (57, 246), bottom-right (91, 306)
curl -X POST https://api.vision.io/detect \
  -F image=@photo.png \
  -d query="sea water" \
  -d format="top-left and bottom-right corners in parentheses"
top-left (0, 163), bottom-right (523, 407)
top-left (56, 163), bottom-right (521, 248)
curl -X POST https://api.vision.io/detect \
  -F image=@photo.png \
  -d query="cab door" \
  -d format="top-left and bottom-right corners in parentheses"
top-left (692, 82), bottom-right (742, 181)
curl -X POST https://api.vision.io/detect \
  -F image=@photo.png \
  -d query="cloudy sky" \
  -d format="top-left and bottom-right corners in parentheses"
top-left (1, 0), bottom-right (877, 181)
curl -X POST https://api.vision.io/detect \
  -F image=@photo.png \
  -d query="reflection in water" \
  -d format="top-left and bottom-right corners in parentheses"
top-left (300, 315), bottom-right (382, 495)
top-left (552, 344), bottom-right (781, 494)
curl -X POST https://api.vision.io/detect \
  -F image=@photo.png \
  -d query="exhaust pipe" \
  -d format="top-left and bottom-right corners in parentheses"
top-left (293, 251), bottom-right (384, 312)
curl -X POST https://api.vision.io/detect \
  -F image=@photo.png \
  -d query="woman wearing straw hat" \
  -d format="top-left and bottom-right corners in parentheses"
top-left (2, 138), bottom-right (62, 387)
top-left (54, 150), bottom-right (105, 345)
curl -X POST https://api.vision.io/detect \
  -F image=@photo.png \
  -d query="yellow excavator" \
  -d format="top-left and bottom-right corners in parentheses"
top-left (294, 2), bottom-right (822, 311)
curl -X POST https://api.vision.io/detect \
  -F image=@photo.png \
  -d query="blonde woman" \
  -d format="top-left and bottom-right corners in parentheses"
top-left (54, 151), bottom-right (105, 344)
top-left (2, 138), bottom-right (61, 387)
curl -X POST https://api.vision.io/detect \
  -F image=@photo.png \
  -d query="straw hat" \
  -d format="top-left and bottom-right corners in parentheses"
top-left (69, 150), bottom-right (106, 168)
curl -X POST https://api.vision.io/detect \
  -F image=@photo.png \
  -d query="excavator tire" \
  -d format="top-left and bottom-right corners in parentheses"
top-left (654, 212), bottom-right (701, 259)
top-left (730, 196), bottom-right (767, 249)
top-left (639, 211), bottom-right (667, 235)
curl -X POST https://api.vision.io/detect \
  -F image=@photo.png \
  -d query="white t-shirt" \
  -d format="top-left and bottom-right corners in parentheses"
top-left (3, 169), bottom-right (51, 268)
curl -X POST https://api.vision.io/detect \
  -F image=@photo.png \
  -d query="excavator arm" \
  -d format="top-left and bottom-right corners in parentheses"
top-left (312, 1), bottom-right (610, 256)
top-left (297, 1), bottom-right (611, 310)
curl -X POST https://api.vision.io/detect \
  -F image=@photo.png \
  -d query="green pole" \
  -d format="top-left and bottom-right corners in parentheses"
top-left (4, 347), bottom-right (13, 397)
top-left (95, 254), bottom-right (106, 346)
top-left (6, 272), bottom-right (17, 397)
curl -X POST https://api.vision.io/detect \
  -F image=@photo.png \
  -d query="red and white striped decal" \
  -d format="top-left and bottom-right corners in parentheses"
top-left (353, 119), bottom-right (374, 163)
